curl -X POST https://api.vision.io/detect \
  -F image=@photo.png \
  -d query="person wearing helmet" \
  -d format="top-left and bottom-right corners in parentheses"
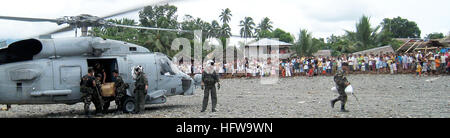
top-left (331, 70), bottom-right (350, 112)
top-left (133, 65), bottom-right (148, 114)
top-left (201, 60), bottom-right (220, 112)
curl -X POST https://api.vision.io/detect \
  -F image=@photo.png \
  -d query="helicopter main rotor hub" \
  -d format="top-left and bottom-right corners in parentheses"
top-left (56, 14), bottom-right (106, 27)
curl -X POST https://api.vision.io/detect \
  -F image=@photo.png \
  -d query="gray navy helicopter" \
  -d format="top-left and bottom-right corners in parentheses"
top-left (0, 0), bottom-right (203, 113)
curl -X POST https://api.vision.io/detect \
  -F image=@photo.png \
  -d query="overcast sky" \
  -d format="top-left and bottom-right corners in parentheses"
top-left (0, 0), bottom-right (449, 40)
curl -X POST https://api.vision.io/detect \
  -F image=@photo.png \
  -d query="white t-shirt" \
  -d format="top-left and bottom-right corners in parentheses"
top-left (403, 55), bottom-right (408, 64)
top-left (219, 66), bottom-right (225, 73)
top-left (326, 61), bottom-right (331, 69)
top-left (349, 57), bottom-right (354, 65)
top-left (285, 63), bottom-right (290, 70)
top-left (442, 56), bottom-right (447, 63)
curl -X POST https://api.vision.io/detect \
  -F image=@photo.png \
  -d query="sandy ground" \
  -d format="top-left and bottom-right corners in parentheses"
top-left (1, 74), bottom-right (449, 118)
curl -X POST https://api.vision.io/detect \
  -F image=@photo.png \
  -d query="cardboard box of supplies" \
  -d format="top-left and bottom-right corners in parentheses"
top-left (101, 82), bottom-right (115, 97)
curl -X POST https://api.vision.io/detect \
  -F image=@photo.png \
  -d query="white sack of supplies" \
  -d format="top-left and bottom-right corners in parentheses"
top-left (331, 85), bottom-right (354, 94)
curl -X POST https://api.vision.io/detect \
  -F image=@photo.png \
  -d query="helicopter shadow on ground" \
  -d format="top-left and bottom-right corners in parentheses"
top-left (17, 104), bottom-right (194, 118)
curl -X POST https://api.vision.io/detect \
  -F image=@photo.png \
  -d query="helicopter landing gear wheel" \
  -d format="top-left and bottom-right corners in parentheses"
top-left (123, 97), bottom-right (136, 113)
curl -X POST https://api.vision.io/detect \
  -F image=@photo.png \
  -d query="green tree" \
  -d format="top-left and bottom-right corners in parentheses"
top-left (312, 38), bottom-right (326, 50)
top-left (381, 16), bottom-right (421, 38)
top-left (256, 29), bottom-right (273, 39)
top-left (256, 17), bottom-right (273, 39)
top-left (291, 29), bottom-right (320, 57)
top-left (138, 4), bottom-right (180, 57)
top-left (239, 17), bottom-right (255, 38)
top-left (179, 15), bottom-right (212, 58)
top-left (426, 32), bottom-right (444, 39)
top-left (90, 18), bottom-right (139, 43)
top-left (327, 34), bottom-right (357, 56)
top-left (218, 24), bottom-right (232, 38)
top-left (272, 28), bottom-right (294, 43)
top-left (346, 15), bottom-right (383, 50)
top-left (207, 20), bottom-right (221, 38)
top-left (180, 15), bottom-right (211, 39)
top-left (217, 8), bottom-right (232, 38)
top-left (258, 17), bottom-right (273, 31)
top-left (219, 8), bottom-right (232, 25)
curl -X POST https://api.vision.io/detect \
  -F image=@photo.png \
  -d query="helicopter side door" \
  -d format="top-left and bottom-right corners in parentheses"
top-left (51, 58), bottom-right (86, 103)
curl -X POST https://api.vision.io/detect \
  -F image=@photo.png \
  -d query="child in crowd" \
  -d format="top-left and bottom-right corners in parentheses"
top-left (416, 62), bottom-right (422, 77)
top-left (422, 59), bottom-right (428, 76)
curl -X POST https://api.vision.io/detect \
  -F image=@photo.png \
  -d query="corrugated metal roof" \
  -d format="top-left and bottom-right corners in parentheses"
top-left (353, 45), bottom-right (394, 55)
top-left (313, 50), bottom-right (332, 57)
top-left (246, 38), bottom-right (293, 47)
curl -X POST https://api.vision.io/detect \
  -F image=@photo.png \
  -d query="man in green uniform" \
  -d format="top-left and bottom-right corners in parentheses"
top-left (201, 61), bottom-right (220, 112)
top-left (134, 65), bottom-right (148, 114)
top-left (113, 70), bottom-right (128, 113)
top-left (93, 74), bottom-right (105, 116)
top-left (331, 70), bottom-right (350, 112)
top-left (80, 68), bottom-right (96, 117)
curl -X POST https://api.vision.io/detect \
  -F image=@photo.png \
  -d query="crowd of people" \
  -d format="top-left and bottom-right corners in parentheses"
top-left (176, 49), bottom-right (450, 78)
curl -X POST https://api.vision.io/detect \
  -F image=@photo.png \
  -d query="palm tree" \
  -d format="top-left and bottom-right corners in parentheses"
top-left (208, 20), bottom-right (221, 38)
top-left (239, 17), bottom-right (255, 38)
top-left (258, 17), bottom-right (273, 31)
top-left (291, 29), bottom-right (319, 57)
top-left (219, 24), bottom-right (232, 38)
top-left (219, 8), bottom-right (232, 25)
top-left (217, 8), bottom-right (232, 39)
top-left (345, 15), bottom-right (382, 50)
top-left (256, 17), bottom-right (273, 38)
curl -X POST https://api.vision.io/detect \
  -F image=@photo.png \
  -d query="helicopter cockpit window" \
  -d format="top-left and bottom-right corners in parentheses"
top-left (159, 57), bottom-right (183, 76)
top-left (0, 39), bottom-right (42, 65)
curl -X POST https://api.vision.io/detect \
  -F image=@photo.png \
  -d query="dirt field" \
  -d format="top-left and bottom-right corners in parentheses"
top-left (1, 74), bottom-right (449, 118)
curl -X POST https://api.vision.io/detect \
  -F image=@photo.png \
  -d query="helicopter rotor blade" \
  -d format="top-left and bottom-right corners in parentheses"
top-left (110, 23), bottom-right (193, 33)
top-left (0, 15), bottom-right (58, 23)
top-left (112, 23), bottom-right (244, 38)
top-left (39, 26), bottom-right (74, 36)
top-left (100, 0), bottom-right (184, 19)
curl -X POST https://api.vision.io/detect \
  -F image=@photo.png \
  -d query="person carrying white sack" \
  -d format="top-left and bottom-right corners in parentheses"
top-left (331, 70), bottom-right (351, 112)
